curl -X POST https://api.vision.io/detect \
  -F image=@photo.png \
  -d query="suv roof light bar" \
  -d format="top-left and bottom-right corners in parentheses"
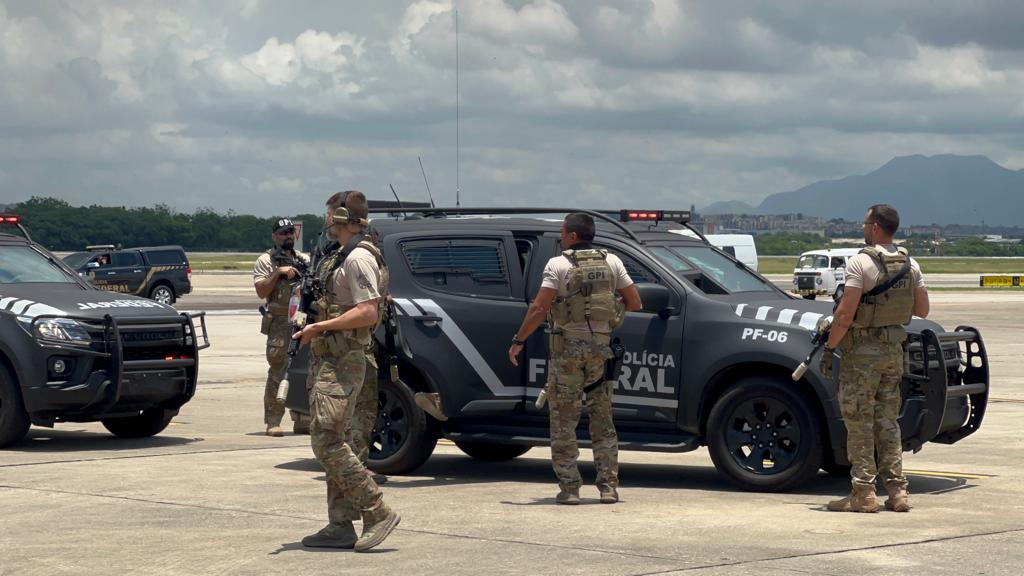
top-left (367, 207), bottom-right (644, 243)
top-left (0, 213), bottom-right (32, 242)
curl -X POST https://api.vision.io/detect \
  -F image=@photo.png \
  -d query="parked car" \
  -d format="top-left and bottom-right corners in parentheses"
top-left (285, 208), bottom-right (989, 491)
top-left (791, 248), bottom-right (862, 300)
top-left (0, 216), bottom-right (209, 447)
top-left (64, 245), bottom-right (192, 305)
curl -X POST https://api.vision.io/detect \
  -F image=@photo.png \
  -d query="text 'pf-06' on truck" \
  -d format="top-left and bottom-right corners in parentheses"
top-left (0, 215), bottom-right (210, 447)
top-left (285, 207), bottom-right (989, 491)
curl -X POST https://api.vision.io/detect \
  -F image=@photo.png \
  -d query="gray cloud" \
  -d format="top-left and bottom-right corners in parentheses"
top-left (1, 0), bottom-right (1023, 218)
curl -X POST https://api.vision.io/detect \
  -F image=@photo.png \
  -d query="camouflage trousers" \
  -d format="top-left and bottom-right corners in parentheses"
top-left (547, 335), bottom-right (618, 492)
top-left (837, 328), bottom-right (908, 491)
top-left (263, 319), bottom-right (307, 427)
top-left (307, 333), bottom-right (387, 524)
top-left (349, 347), bottom-right (379, 463)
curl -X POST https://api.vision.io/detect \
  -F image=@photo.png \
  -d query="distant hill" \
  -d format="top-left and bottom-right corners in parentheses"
top-left (756, 155), bottom-right (1024, 226)
top-left (701, 200), bottom-right (760, 215)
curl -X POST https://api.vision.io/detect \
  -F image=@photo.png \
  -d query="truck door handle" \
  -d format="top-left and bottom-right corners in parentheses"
top-left (412, 315), bottom-right (442, 326)
top-left (107, 271), bottom-right (117, 275)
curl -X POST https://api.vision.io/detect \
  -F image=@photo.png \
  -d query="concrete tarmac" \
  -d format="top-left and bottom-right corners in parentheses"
top-left (2, 289), bottom-right (1022, 575)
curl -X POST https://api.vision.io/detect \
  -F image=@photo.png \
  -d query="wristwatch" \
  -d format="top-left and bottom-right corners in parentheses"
top-left (511, 334), bottom-right (526, 345)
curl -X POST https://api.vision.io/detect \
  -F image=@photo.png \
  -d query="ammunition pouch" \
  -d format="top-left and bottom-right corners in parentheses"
top-left (260, 312), bottom-right (272, 336)
top-left (547, 328), bottom-right (564, 356)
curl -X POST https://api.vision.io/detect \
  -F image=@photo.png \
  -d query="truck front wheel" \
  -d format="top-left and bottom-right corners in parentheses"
top-left (102, 407), bottom-right (176, 438)
top-left (707, 376), bottom-right (823, 491)
top-left (367, 378), bottom-right (439, 474)
top-left (0, 365), bottom-right (31, 448)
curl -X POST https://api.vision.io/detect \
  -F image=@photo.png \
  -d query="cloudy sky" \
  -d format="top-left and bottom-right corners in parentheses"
top-left (2, 0), bottom-right (1023, 216)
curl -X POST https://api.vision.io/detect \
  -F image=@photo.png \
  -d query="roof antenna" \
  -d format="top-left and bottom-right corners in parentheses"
top-left (418, 156), bottom-right (436, 208)
top-left (389, 183), bottom-right (404, 215)
top-left (455, 6), bottom-right (461, 207)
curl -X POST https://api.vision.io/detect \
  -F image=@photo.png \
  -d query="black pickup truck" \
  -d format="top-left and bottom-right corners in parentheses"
top-left (0, 216), bottom-right (209, 446)
top-left (286, 207), bottom-right (989, 491)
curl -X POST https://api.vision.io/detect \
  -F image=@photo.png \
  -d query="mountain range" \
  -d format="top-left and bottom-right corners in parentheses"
top-left (701, 154), bottom-right (1024, 226)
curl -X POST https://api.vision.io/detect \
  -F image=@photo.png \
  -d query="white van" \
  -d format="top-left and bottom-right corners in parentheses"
top-left (792, 247), bottom-right (862, 300)
top-left (669, 231), bottom-right (759, 271)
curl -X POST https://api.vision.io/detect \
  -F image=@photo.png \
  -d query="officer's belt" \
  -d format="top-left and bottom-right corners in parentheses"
top-left (846, 325), bottom-right (906, 344)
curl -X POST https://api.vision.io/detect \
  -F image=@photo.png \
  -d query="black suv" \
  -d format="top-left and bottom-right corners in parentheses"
top-left (64, 245), bottom-right (192, 305)
top-left (0, 216), bottom-right (209, 447)
top-left (286, 207), bottom-right (989, 491)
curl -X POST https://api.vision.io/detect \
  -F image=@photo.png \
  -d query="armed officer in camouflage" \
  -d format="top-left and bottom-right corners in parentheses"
top-left (253, 218), bottom-right (310, 437)
top-left (509, 212), bottom-right (641, 505)
top-left (824, 204), bottom-right (929, 513)
top-left (293, 191), bottom-right (400, 551)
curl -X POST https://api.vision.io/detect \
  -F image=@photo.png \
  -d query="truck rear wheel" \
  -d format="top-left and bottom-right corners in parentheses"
top-left (707, 376), bottom-right (823, 491)
top-left (149, 284), bottom-right (175, 305)
top-left (101, 407), bottom-right (176, 438)
top-left (455, 440), bottom-right (531, 461)
top-left (0, 365), bottom-right (31, 448)
top-left (367, 378), bottom-right (439, 474)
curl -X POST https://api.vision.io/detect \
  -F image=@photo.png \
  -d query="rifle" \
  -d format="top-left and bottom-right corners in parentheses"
top-left (275, 253), bottom-right (319, 404)
top-left (791, 317), bottom-right (832, 381)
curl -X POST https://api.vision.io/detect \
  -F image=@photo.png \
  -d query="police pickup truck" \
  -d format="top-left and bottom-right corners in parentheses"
top-left (286, 207), bottom-right (988, 491)
top-left (0, 215), bottom-right (209, 447)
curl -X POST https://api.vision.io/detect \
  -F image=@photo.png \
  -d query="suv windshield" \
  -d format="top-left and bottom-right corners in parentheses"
top-left (1, 246), bottom-right (79, 284)
top-left (651, 245), bottom-right (773, 294)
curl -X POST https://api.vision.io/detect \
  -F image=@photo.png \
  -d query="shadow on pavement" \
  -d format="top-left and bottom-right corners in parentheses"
top-left (14, 428), bottom-right (202, 453)
top-left (274, 452), bottom-right (973, 497)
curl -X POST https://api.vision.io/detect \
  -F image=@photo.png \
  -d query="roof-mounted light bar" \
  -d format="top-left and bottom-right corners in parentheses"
top-left (618, 210), bottom-right (691, 224)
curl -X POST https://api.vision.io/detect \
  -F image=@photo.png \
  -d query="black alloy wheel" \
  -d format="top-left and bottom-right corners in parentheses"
top-left (707, 376), bottom-right (823, 491)
top-left (367, 378), bottom-right (439, 474)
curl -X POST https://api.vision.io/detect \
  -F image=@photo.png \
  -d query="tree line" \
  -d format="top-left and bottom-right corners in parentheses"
top-left (7, 197), bottom-right (326, 252)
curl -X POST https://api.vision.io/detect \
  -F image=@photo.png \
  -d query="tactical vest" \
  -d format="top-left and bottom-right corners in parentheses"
top-left (549, 249), bottom-right (625, 331)
top-left (266, 249), bottom-right (303, 317)
top-left (852, 246), bottom-right (914, 328)
top-left (315, 240), bottom-right (389, 339)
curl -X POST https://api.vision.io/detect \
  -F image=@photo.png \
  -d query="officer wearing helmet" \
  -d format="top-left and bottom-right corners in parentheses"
top-left (508, 212), bottom-right (641, 505)
top-left (292, 191), bottom-right (399, 551)
top-left (253, 218), bottom-right (310, 437)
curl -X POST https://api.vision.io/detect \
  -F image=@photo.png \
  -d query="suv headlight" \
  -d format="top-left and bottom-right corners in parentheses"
top-left (33, 318), bottom-right (92, 344)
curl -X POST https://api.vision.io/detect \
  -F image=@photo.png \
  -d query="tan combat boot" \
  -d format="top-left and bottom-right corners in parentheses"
top-left (414, 392), bottom-right (448, 421)
top-left (302, 522), bottom-right (358, 548)
top-left (884, 483), bottom-right (911, 512)
top-left (556, 487), bottom-right (580, 505)
top-left (266, 425), bottom-right (284, 437)
top-left (827, 484), bottom-right (879, 513)
top-left (598, 485), bottom-right (619, 504)
top-left (355, 506), bottom-right (401, 552)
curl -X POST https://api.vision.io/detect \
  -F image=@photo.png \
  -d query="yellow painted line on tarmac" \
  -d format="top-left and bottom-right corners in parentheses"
top-left (990, 397), bottom-right (1024, 404)
top-left (904, 469), bottom-right (995, 480)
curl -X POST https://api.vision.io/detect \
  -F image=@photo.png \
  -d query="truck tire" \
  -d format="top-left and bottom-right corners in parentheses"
top-left (149, 283), bottom-right (176, 305)
top-left (101, 407), bottom-right (176, 438)
top-left (367, 378), bottom-right (439, 475)
top-left (455, 440), bottom-right (531, 461)
top-left (0, 365), bottom-right (31, 448)
top-left (707, 376), bottom-right (823, 491)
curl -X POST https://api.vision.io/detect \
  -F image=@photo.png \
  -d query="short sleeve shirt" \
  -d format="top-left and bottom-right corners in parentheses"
top-left (845, 245), bottom-right (925, 292)
top-left (329, 246), bottom-right (381, 307)
top-left (541, 250), bottom-right (633, 334)
top-left (253, 250), bottom-right (309, 283)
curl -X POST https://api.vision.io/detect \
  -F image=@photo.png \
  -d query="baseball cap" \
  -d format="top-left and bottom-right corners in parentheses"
top-left (273, 218), bottom-right (296, 233)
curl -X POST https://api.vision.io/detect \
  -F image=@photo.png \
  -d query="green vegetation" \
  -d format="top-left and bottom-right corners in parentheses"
top-left (759, 256), bottom-right (1024, 275)
top-left (9, 197), bottom-right (325, 253)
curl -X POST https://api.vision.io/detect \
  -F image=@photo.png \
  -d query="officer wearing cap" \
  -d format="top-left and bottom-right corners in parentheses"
top-left (509, 212), bottom-right (641, 505)
top-left (292, 191), bottom-right (400, 551)
top-left (253, 218), bottom-right (310, 437)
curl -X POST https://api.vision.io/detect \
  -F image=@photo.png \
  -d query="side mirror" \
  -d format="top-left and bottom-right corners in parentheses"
top-left (634, 282), bottom-right (674, 319)
top-left (86, 261), bottom-right (100, 269)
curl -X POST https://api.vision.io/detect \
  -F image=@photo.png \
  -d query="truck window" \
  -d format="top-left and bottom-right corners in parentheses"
top-left (830, 257), bottom-right (845, 268)
top-left (113, 252), bottom-right (142, 267)
top-left (654, 245), bottom-right (773, 294)
top-left (401, 239), bottom-right (511, 298)
top-left (797, 255), bottom-right (828, 269)
top-left (0, 246), bottom-right (78, 284)
top-left (146, 249), bottom-right (187, 266)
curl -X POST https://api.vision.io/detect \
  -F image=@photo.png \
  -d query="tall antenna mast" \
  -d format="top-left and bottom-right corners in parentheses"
top-left (418, 156), bottom-right (436, 208)
top-left (455, 7), bottom-right (461, 207)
